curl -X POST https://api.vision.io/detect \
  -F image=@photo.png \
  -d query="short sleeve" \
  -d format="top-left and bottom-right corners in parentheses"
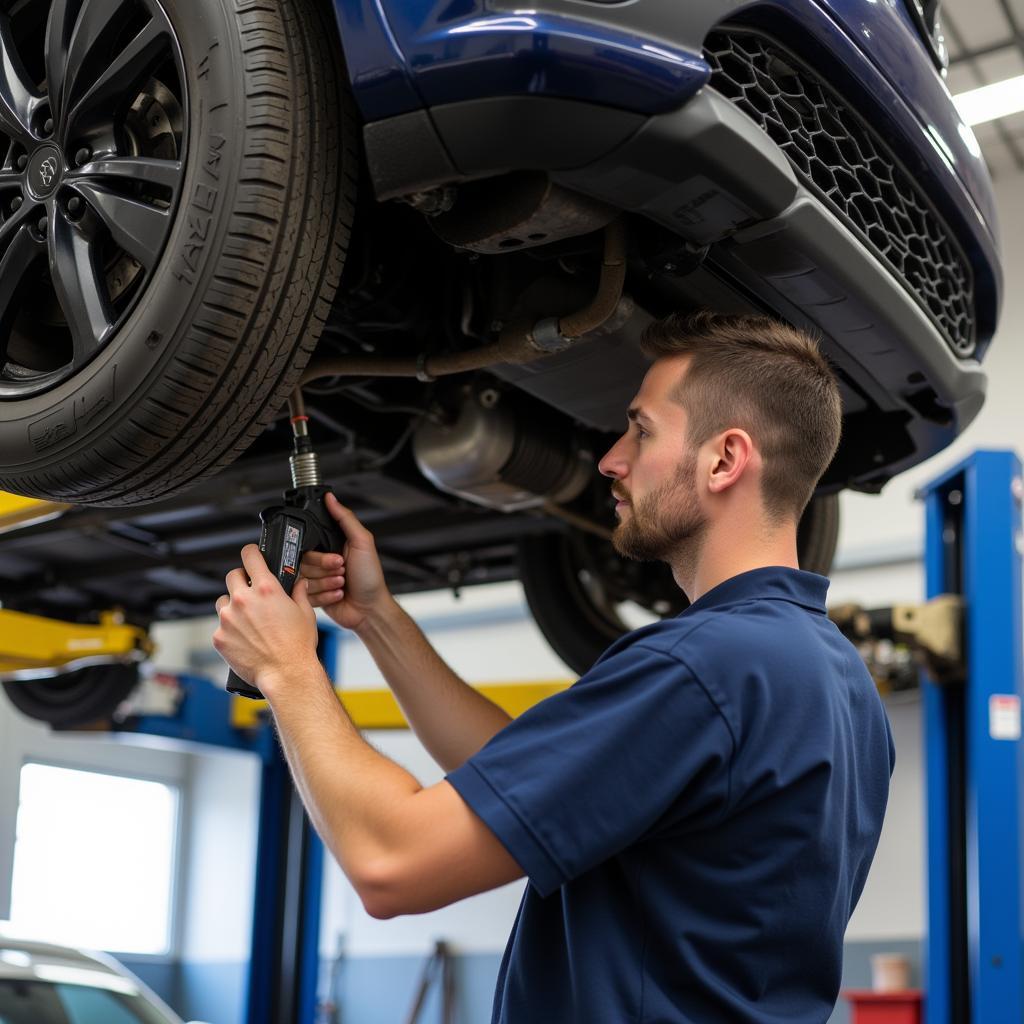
top-left (446, 643), bottom-right (734, 896)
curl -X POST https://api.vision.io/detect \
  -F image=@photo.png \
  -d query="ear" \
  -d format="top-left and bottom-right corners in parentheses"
top-left (706, 428), bottom-right (755, 495)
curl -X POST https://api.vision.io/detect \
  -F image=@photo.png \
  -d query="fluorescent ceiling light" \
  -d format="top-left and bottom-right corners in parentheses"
top-left (954, 75), bottom-right (1024, 126)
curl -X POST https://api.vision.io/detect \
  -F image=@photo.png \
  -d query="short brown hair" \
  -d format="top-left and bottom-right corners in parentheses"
top-left (640, 311), bottom-right (841, 520)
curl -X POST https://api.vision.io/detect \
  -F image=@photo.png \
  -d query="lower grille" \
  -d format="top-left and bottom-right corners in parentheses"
top-left (705, 29), bottom-right (976, 357)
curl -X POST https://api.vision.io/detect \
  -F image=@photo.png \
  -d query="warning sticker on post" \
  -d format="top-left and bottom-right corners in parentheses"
top-left (989, 695), bottom-right (1021, 741)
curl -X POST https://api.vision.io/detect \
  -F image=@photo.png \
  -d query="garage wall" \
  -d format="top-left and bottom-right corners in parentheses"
top-left (175, 747), bottom-right (260, 1024)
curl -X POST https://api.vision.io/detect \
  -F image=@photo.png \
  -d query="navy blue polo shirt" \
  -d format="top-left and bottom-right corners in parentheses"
top-left (447, 566), bottom-right (894, 1023)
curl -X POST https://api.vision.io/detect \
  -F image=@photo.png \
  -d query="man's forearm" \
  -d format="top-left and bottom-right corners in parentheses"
top-left (355, 597), bottom-right (512, 771)
top-left (264, 659), bottom-right (423, 893)
top-left (261, 657), bottom-right (526, 919)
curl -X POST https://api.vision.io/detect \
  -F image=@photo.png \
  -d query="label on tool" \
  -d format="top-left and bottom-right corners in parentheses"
top-left (989, 694), bottom-right (1021, 741)
top-left (282, 523), bottom-right (301, 576)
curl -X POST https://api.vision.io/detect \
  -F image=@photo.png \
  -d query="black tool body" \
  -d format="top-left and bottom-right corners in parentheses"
top-left (226, 484), bottom-right (346, 700)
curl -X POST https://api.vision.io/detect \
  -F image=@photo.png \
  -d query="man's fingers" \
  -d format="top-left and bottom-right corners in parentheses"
top-left (215, 595), bottom-right (228, 614)
top-left (225, 568), bottom-right (250, 596)
top-left (299, 552), bottom-right (345, 579)
top-left (241, 543), bottom-right (277, 585)
top-left (325, 492), bottom-right (374, 545)
top-left (308, 588), bottom-right (343, 609)
top-left (305, 574), bottom-right (344, 595)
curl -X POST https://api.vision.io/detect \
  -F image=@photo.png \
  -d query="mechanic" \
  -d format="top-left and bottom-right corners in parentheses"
top-left (214, 311), bottom-right (895, 1023)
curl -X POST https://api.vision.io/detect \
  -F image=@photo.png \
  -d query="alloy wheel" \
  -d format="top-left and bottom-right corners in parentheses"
top-left (0, 0), bottom-right (186, 398)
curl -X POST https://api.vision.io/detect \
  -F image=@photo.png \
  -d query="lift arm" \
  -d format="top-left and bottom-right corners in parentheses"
top-left (830, 594), bottom-right (965, 685)
top-left (0, 608), bottom-right (152, 676)
top-left (0, 492), bottom-right (71, 533)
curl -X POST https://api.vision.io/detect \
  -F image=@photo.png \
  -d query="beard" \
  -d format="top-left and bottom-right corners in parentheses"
top-left (611, 450), bottom-right (708, 565)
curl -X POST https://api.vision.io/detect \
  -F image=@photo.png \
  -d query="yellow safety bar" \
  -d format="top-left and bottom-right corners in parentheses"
top-left (231, 680), bottom-right (573, 730)
top-left (0, 492), bottom-right (72, 533)
top-left (0, 609), bottom-right (153, 675)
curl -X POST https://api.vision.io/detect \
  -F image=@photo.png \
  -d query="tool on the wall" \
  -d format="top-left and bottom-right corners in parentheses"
top-left (226, 393), bottom-right (346, 700)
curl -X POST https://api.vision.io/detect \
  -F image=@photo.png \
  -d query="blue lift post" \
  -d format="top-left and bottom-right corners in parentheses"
top-left (919, 450), bottom-right (1024, 1023)
top-left (128, 627), bottom-right (344, 1024)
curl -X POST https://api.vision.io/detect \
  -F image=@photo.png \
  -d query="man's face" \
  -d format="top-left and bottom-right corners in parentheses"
top-left (597, 356), bottom-right (708, 563)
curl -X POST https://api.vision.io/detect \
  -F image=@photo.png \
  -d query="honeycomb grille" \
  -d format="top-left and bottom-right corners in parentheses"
top-left (705, 29), bottom-right (976, 357)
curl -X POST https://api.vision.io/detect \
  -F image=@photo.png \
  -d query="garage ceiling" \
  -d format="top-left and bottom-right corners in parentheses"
top-left (945, 0), bottom-right (1024, 174)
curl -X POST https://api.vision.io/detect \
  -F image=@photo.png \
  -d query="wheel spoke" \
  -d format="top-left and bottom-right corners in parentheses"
top-left (65, 15), bottom-right (169, 131)
top-left (0, 14), bottom-right (39, 144)
top-left (0, 215), bottom-right (42, 363)
top-left (49, 215), bottom-right (111, 365)
top-left (44, 0), bottom-right (75, 124)
top-left (61, 0), bottom-right (135, 120)
top-left (73, 181), bottom-right (169, 269)
top-left (74, 155), bottom-right (182, 195)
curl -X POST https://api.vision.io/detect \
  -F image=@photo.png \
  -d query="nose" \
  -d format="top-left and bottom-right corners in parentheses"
top-left (598, 434), bottom-right (629, 480)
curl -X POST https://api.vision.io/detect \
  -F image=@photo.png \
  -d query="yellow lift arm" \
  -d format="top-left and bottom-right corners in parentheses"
top-left (231, 680), bottom-right (573, 730)
top-left (0, 492), bottom-right (71, 533)
top-left (0, 609), bottom-right (153, 676)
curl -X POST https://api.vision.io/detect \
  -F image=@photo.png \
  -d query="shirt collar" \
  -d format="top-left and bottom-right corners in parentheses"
top-left (682, 565), bottom-right (829, 616)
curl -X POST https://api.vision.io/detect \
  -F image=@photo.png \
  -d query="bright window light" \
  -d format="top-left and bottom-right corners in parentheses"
top-left (9, 763), bottom-right (178, 955)
top-left (953, 75), bottom-right (1024, 126)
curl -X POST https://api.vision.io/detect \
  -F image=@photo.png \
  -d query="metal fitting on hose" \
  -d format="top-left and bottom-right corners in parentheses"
top-left (289, 414), bottom-right (321, 488)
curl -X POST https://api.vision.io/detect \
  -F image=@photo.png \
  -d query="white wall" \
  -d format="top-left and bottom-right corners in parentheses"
top-left (178, 748), bottom-right (260, 962)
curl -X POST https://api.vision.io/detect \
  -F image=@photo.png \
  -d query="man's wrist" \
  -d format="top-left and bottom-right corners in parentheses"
top-left (353, 593), bottom-right (402, 642)
top-left (256, 652), bottom-right (327, 700)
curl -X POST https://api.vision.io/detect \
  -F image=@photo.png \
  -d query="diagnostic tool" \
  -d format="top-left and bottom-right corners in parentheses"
top-left (226, 413), bottom-right (345, 700)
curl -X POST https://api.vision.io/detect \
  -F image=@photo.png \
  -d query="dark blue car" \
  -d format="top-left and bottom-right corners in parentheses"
top-left (0, 0), bottom-right (1001, 712)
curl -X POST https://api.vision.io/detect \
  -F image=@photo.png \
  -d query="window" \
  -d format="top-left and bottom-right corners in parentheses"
top-left (8, 764), bottom-right (179, 955)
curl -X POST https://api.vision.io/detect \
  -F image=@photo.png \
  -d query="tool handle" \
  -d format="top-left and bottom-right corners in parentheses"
top-left (225, 508), bottom-right (304, 701)
top-left (226, 668), bottom-right (263, 700)
top-left (224, 488), bottom-right (344, 701)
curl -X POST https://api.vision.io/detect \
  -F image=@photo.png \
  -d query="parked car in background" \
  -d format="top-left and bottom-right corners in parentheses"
top-left (0, 0), bottom-right (1000, 722)
top-left (0, 931), bottom-right (207, 1024)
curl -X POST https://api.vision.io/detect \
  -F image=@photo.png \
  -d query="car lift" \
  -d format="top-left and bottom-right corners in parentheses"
top-left (0, 608), bottom-right (152, 676)
top-left (2, 451), bottom-right (1019, 1023)
top-left (835, 450), bottom-right (1023, 1022)
top-left (917, 449), bottom-right (1023, 1023)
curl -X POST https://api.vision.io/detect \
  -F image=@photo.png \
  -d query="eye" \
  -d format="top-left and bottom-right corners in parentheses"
top-left (634, 424), bottom-right (649, 440)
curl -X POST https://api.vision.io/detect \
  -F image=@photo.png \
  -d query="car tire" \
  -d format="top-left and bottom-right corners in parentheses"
top-left (2, 662), bottom-right (140, 727)
top-left (519, 494), bottom-right (841, 675)
top-left (0, 0), bottom-right (356, 505)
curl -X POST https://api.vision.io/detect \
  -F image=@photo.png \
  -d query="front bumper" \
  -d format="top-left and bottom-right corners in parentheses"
top-left (333, 0), bottom-right (998, 251)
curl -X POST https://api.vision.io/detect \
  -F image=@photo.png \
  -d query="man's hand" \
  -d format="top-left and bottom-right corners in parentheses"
top-left (213, 544), bottom-right (320, 690)
top-left (300, 493), bottom-right (392, 632)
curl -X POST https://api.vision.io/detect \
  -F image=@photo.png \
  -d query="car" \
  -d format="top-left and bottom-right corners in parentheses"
top-left (0, 0), bottom-right (1000, 722)
top-left (0, 930), bottom-right (207, 1024)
